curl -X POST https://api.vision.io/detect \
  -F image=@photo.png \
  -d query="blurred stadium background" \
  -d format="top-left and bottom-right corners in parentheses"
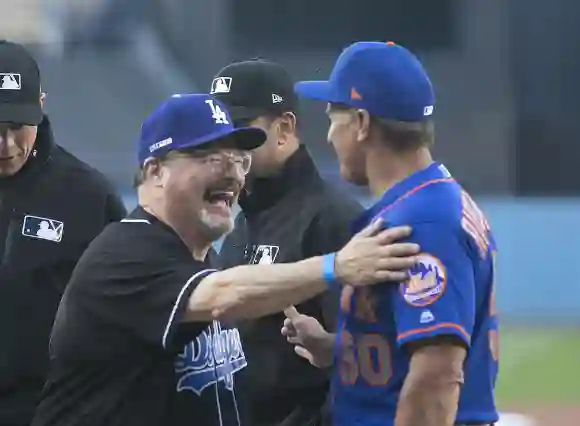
top-left (2, 0), bottom-right (579, 424)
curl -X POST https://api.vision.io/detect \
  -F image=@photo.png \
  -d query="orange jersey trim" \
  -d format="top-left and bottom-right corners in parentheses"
top-left (397, 322), bottom-right (470, 343)
top-left (375, 178), bottom-right (456, 218)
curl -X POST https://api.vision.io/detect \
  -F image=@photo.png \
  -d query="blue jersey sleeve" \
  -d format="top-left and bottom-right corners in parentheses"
top-left (392, 222), bottom-right (474, 348)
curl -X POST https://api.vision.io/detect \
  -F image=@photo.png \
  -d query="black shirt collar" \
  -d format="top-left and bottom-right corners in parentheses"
top-left (128, 206), bottom-right (216, 265)
top-left (239, 145), bottom-right (322, 214)
top-left (128, 205), bottom-right (177, 235)
top-left (0, 114), bottom-right (55, 190)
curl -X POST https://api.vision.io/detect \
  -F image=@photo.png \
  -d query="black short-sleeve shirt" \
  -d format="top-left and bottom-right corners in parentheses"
top-left (32, 207), bottom-right (248, 426)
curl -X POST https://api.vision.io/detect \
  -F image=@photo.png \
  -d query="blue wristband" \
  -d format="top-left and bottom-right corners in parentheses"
top-left (322, 253), bottom-right (341, 290)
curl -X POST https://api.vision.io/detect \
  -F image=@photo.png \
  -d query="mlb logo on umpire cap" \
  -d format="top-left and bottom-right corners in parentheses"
top-left (136, 93), bottom-right (267, 164)
top-left (210, 77), bottom-right (232, 94)
top-left (0, 73), bottom-right (21, 90)
top-left (295, 41), bottom-right (435, 122)
top-left (0, 41), bottom-right (43, 125)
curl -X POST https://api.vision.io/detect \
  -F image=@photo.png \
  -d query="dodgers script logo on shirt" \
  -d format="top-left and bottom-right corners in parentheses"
top-left (174, 321), bottom-right (247, 395)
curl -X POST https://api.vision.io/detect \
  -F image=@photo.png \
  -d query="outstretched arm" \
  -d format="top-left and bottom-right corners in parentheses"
top-left (185, 222), bottom-right (418, 322)
top-left (187, 255), bottom-right (329, 320)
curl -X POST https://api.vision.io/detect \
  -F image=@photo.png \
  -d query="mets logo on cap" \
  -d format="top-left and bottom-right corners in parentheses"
top-left (401, 253), bottom-right (446, 307)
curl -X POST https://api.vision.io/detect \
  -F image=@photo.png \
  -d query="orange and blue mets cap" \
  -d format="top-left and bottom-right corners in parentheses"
top-left (294, 41), bottom-right (434, 122)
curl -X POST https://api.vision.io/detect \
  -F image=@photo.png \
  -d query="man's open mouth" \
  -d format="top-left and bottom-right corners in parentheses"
top-left (203, 189), bottom-right (236, 208)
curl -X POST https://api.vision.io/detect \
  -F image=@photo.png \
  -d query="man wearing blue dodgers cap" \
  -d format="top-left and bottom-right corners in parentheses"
top-left (283, 42), bottom-right (499, 426)
top-left (32, 92), bottom-right (421, 426)
top-left (133, 93), bottom-right (266, 241)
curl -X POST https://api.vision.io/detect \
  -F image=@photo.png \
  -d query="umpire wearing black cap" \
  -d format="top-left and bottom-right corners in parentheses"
top-left (211, 60), bottom-right (363, 426)
top-left (0, 40), bottom-right (126, 426)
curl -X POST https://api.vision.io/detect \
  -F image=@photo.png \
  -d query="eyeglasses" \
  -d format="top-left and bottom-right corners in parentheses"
top-left (185, 149), bottom-right (252, 175)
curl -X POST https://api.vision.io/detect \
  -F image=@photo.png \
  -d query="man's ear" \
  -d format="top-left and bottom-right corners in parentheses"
top-left (40, 92), bottom-right (46, 108)
top-left (142, 158), bottom-right (167, 187)
top-left (276, 112), bottom-right (297, 146)
top-left (355, 109), bottom-right (371, 143)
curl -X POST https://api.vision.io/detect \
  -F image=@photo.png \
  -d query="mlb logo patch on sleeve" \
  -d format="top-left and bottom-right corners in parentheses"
top-left (21, 215), bottom-right (64, 243)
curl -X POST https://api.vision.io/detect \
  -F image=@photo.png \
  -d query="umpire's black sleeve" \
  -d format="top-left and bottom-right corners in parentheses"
top-left (302, 197), bottom-right (363, 330)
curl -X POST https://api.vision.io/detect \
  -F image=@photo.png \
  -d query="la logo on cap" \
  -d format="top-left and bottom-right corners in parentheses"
top-left (210, 77), bottom-right (232, 94)
top-left (0, 73), bottom-right (21, 90)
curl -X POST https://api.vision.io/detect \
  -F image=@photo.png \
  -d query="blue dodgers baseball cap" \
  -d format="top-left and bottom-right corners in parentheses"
top-left (137, 93), bottom-right (267, 164)
top-left (295, 41), bottom-right (434, 122)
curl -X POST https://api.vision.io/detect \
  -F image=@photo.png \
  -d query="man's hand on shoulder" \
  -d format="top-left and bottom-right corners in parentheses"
top-left (187, 219), bottom-right (419, 322)
top-left (335, 219), bottom-right (420, 286)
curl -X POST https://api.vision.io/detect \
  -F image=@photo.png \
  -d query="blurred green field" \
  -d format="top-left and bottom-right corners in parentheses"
top-left (496, 327), bottom-right (580, 407)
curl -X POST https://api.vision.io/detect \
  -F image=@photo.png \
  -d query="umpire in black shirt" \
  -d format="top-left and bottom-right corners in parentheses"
top-left (0, 40), bottom-right (126, 426)
top-left (210, 60), bottom-right (363, 426)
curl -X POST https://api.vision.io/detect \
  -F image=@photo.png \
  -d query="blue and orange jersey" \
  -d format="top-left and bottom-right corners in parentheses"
top-left (331, 163), bottom-right (499, 426)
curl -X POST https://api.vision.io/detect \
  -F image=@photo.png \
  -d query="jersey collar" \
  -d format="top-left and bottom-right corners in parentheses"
top-left (127, 206), bottom-right (216, 265)
top-left (128, 206), bottom-right (178, 236)
top-left (351, 162), bottom-right (450, 232)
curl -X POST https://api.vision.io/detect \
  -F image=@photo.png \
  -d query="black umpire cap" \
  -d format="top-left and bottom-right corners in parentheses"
top-left (210, 59), bottom-right (298, 123)
top-left (0, 40), bottom-right (43, 126)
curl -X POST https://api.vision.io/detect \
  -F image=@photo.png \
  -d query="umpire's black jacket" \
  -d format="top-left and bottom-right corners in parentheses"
top-left (0, 116), bottom-right (126, 426)
top-left (219, 146), bottom-right (363, 426)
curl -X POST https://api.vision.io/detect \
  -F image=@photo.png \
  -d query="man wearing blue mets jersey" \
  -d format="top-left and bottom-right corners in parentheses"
top-left (282, 41), bottom-right (499, 426)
